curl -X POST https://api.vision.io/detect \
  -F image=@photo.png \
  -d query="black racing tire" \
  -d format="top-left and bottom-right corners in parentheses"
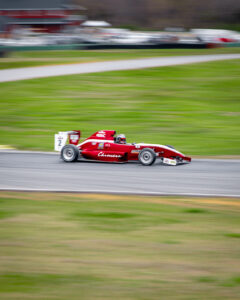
top-left (138, 148), bottom-right (156, 166)
top-left (61, 144), bottom-right (79, 162)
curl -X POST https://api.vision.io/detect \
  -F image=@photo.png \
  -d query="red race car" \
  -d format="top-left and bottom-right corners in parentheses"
top-left (55, 130), bottom-right (191, 166)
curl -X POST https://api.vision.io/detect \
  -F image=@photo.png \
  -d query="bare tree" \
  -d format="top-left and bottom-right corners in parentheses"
top-left (75, 0), bottom-right (240, 29)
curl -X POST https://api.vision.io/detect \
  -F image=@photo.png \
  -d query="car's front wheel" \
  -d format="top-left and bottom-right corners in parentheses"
top-left (61, 145), bottom-right (79, 162)
top-left (138, 148), bottom-right (156, 166)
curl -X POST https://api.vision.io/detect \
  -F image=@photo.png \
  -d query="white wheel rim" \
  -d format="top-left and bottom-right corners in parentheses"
top-left (141, 151), bottom-right (152, 163)
top-left (63, 148), bottom-right (74, 161)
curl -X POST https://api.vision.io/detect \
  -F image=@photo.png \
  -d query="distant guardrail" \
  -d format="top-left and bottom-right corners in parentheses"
top-left (224, 42), bottom-right (240, 47)
top-left (0, 41), bottom-right (239, 56)
top-left (0, 42), bottom-right (209, 52)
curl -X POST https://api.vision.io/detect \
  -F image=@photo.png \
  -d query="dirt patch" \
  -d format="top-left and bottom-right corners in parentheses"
top-left (0, 192), bottom-right (239, 212)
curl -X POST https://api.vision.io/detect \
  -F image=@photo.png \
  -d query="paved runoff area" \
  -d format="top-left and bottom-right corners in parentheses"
top-left (0, 54), bottom-right (240, 82)
top-left (0, 151), bottom-right (239, 197)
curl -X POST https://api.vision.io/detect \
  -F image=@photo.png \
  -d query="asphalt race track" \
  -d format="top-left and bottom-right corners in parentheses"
top-left (0, 151), bottom-right (239, 197)
top-left (0, 54), bottom-right (240, 82)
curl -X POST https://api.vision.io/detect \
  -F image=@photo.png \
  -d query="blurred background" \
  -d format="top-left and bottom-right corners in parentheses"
top-left (0, 0), bottom-right (240, 49)
top-left (0, 0), bottom-right (239, 154)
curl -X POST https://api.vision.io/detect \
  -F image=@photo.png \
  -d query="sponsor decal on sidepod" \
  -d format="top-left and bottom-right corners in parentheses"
top-left (98, 152), bottom-right (122, 158)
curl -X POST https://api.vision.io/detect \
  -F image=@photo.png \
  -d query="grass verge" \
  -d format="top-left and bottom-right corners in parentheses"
top-left (0, 192), bottom-right (239, 300)
top-left (0, 59), bottom-right (240, 155)
top-left (0, 47), bottom-right (240, 69)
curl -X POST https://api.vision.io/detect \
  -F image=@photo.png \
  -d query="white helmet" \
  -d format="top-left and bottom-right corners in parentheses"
top-left (116, 134), bottom-right (126, 144)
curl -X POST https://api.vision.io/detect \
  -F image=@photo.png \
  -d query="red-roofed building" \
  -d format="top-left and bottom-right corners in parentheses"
top-left (0, 0), bottom-right (86, 33)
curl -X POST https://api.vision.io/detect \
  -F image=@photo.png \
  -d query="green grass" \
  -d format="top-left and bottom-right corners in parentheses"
top-left (0, 59), bottom-right (240, 155)
top-left (0, 47), bottom-right (240, 69)
top-left (0, 192), bottom-right (239, 300)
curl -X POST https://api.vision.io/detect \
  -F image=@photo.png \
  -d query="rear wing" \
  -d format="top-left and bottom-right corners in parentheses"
top-left (54, 131), bottom-right (81, 151)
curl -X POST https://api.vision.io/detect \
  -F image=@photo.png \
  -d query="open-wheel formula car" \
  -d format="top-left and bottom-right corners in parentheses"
top-left (55, 130), bottom-right (191, 166)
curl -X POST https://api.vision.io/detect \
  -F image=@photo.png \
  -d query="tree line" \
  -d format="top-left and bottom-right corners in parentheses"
top-left (75, 0), bottom-right (240, 29)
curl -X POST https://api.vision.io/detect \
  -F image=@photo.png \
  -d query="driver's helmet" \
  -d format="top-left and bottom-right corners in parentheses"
top-left (115, 134), bottom-right (126, 144)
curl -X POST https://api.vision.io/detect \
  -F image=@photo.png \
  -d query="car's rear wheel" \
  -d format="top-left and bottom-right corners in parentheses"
top-left (138, 148), bottom-right (156, 166)
top-left (61, 145), bottom-right (79, 162)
